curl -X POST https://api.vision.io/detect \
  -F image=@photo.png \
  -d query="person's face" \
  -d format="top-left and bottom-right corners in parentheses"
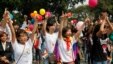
top-left (103, 25), bottom-right (110, 34)
top-left (14, 25), bottom-right (19, 30)
top-left (49, 23), bottom-right (56, 32)
top-left (18, 33), bottom-right (28, 44)
top-left (101, 12), bottom-right (108, 19)
top-left (66, 29), bottom-right (72, 37)
top-left (0, 34), bottom-right (7, 42)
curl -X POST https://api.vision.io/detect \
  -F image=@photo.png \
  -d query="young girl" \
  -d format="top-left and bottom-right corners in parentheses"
top-left (58, 14), bottom-right (87, 64)
top-left (4, 10), bottom-right (38, 64)
top-left (42, 16), bottom-right (59, 64)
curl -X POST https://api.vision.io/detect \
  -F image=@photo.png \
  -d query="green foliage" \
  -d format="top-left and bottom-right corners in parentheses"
top-left (72, 0), bottom-right (113, 21)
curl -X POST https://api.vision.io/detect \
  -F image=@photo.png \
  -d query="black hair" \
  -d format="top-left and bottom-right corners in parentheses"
top-left (71, 25), bottom-right (77, 33)
top-left (0, 31), bottom-right (8, 42)
top-left (62, 26), bottom-right (71, 38)
top-left (101, 9), bottom-right (108, 13)
top-left (100, 9), bottom-right (108, 16)
top-left (46, 17), bottom-right (56, 32)
top-left (47, 17), bottom-right (56, 26)
top-left (16, 29), bottom-right (28, 43)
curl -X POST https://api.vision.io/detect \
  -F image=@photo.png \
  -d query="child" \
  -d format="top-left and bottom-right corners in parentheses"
top-left (4, 10), bottom-right (38, 64)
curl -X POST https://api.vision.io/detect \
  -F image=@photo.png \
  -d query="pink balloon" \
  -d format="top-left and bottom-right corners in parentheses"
top-left (89, 0), bottom-right (98, 8)
top-left (71, 19), bottom-right (77, 24)
top-left (29, 24), bottom-right (34, 31)
top-left (45, 12), bottom-right (51, 17)
top-left (76, 21), bottom-right (84, 30)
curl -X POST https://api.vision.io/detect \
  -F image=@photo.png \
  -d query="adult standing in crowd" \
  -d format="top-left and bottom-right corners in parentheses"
top-left (92, 10), bottom-right (113, 64)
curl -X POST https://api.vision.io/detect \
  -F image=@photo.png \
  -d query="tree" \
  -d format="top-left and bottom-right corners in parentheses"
top-left (73, 0), bottom-right (113, 21)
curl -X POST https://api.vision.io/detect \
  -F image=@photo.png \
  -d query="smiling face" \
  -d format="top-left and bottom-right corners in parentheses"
top-left (65, 29), bottom-right (72, 37)
top-left (62, 27), bottom-right (72, 38)
top-left (48, 23), bottom-right (56, 33)
top-left (16, 29), bottom-right (28, 44)
top-left (18, 33), bottom-right (28, 44)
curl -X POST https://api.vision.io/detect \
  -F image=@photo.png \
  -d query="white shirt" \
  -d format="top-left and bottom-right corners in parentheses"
top-left (20, 21), bottom-right (28, 30)
top-left (12, 39), bottom-right (33, 64)
top-left (2, 42), bottom-right (6, 51)
top-left (58, 37), bottom-right (76, 62)
top-left (100, 38), bottom-right (109, 45)
top-left (44, 32), bottom-right (58, 53)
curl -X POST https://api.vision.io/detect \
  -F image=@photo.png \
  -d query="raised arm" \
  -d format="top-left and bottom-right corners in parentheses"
top-left (106, 17), bottom-right (113, 31)
top-left (74, 18), bottom-right (89, 41)
top-left (7, 19), bottom-right (16, 43)
top-left (30, 17), bottom-right (38, 42)
top-left (58, 13), bottom-right (66, 39)
top-left (1, 8), bottom-right (8, 28)
top-left (42, 17), bottom-right (47, 36)
top-left (3, 10), bottom-right (16, 43)
top-left (96, 20), bottom-right (106, 37)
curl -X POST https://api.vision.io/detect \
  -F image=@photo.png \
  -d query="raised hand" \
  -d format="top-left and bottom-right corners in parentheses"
top-left (3, 9), bottom-right (10, 22)
top-left (60, 11), bottom-right (67, 21)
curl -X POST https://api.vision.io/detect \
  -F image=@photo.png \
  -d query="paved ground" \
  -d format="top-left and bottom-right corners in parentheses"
top-left (80, 61), bottom-right (87, 64)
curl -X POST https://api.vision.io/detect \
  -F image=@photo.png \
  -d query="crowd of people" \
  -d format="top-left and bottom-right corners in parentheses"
top-left (0, 8), bottom-right (113, 64)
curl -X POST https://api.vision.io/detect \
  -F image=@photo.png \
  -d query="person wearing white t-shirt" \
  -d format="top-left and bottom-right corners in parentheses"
top-left (4, 11), bottom-right (38, 64)
top-left (42, 16), bottom-right (59, 64)
top-left (58, 14), bottom-right (87, 64)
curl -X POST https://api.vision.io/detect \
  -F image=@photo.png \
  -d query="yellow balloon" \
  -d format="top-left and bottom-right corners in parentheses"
top-left (34, 10), bottom-right (37, 14)
top-left (39, 8), bottom-right (46, 15)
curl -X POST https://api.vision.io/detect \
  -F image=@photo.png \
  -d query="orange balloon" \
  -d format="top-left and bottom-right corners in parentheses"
top-left (30, 13), bottom-right (36, 18)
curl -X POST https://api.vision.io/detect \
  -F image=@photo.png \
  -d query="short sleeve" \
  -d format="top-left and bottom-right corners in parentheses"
top-left (27, 38), bottom-right (33, 47)
top-left (11, 39), bottom-right (18, 50)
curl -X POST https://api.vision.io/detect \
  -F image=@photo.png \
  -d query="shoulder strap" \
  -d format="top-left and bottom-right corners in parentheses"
top-left (16, 45), bottom-right (25, 64)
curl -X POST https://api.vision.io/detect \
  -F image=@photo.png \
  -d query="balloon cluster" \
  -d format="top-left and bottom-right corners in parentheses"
top-left (30, 8), bottom-right (51, 21)
top-left (30, 10), bottom-right (43, 21)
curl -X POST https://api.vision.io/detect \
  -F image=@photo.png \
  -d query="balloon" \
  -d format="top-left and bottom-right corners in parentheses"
top-left (45, 11), bottom-right (51, 17)
top-left (89, 0), bottom-right (98, 8)
top-left (34, 39), bottom-right (39, 49)
top-left (30, 13), bottom-right (36, 18)
top-left (37, 15), bottom-right (43, 21)
top-left (39, 8), bottom-right (46, 15)
top-left (76, 21), bottom-right (84, 30)
top-left (109, 32), bottom-right (113, 41)
top-left (67, 12), bottom-right (72, 17)
top-left (10, 13), bottom-right (13, 20)
top-left (71, 19), bottom-right (77, 24)
top-left (31, 19), bottom-right (35, 24)
top-left (29, 24), bottom-right (34, 31)
top-left (33, 10), bottom-right (37, 14)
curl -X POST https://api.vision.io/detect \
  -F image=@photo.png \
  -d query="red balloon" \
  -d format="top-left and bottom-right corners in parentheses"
top-left (34, 39), bottom-right (39, 49)
top-left (89, 0), bottom-right (98, 8)
top-left (37, 15), bottom-right (43, 21)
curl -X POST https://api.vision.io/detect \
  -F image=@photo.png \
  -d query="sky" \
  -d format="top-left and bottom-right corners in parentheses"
top-left (74, 0), bottom-right (89, 8)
